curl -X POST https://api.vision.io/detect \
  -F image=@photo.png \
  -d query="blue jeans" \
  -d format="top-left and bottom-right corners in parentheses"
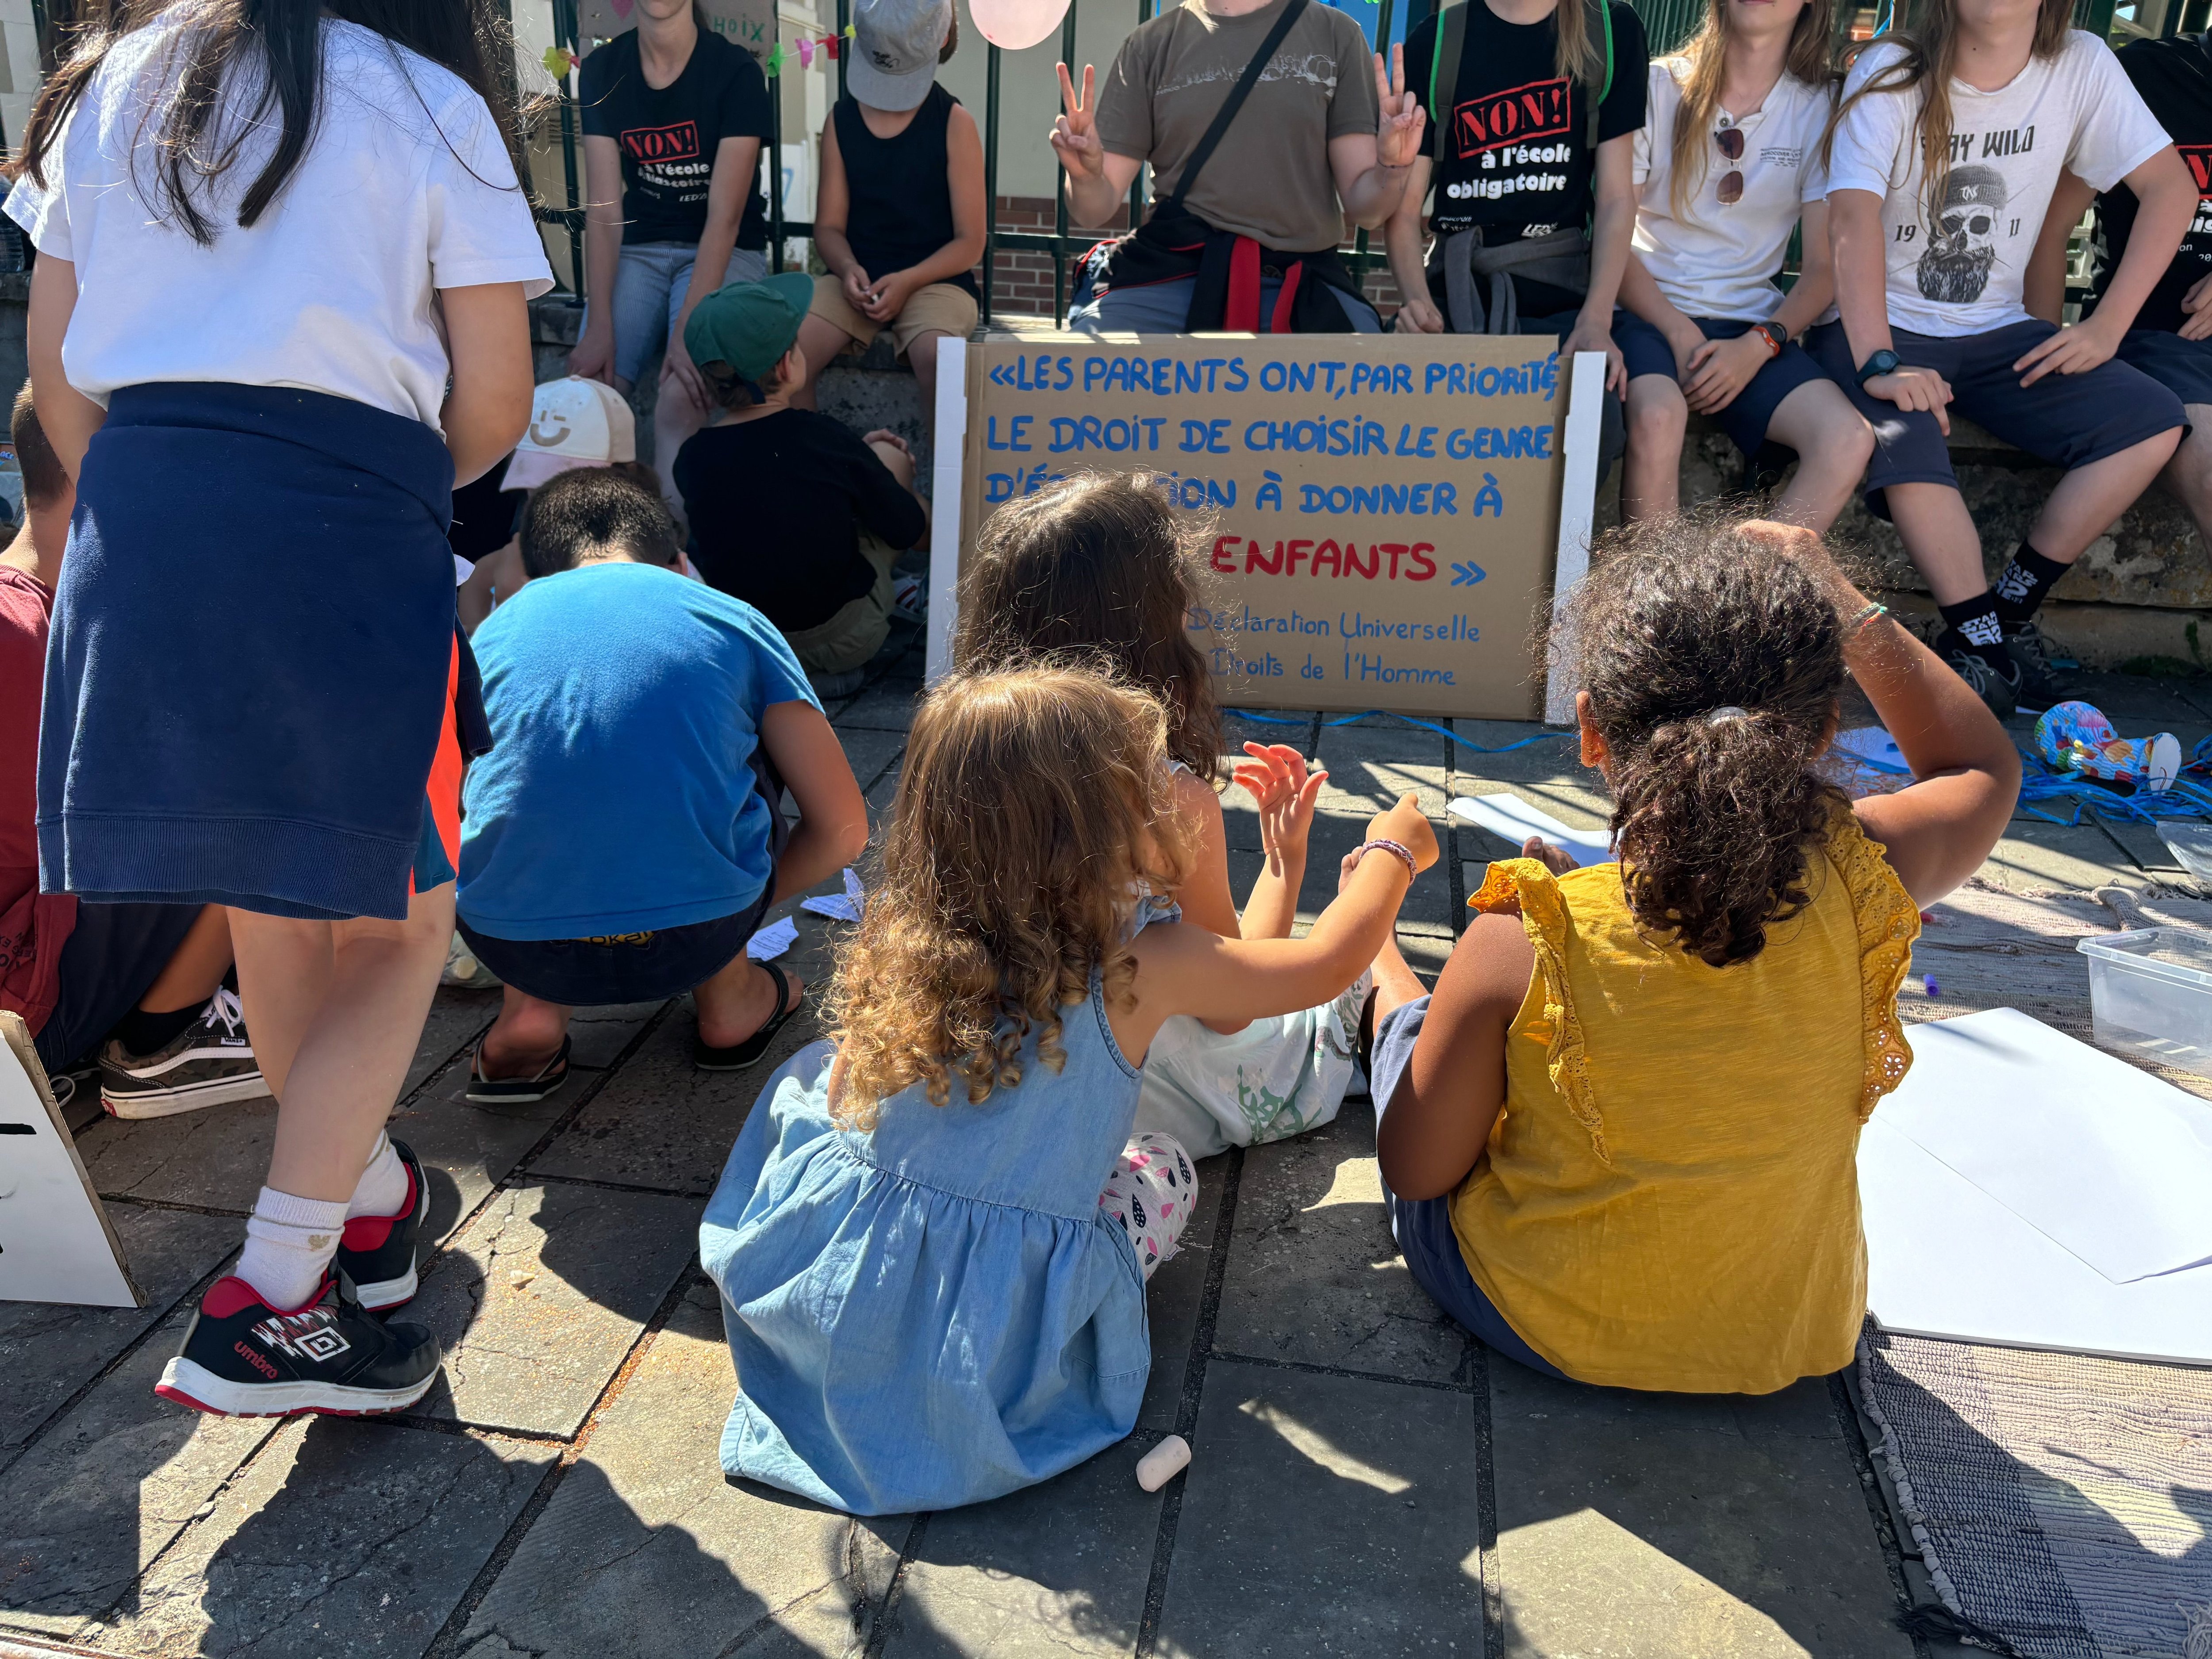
top-left (1067, 273), bottom-right (1383, 335)
top-left (1368, 996), bottom-right (1567, 1379)
top-left (589, 243), bottom-right (769, 387)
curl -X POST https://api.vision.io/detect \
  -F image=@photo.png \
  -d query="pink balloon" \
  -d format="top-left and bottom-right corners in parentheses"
top-left (968, 0), bottom-right (1070, 51)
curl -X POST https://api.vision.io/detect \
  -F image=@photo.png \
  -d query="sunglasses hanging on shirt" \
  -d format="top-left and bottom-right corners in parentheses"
top-left (1714, 122), bottom-right (1745, 206)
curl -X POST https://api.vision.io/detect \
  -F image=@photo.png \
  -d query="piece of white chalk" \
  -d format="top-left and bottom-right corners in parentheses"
top-left (1136, 1434), bottom-right (1191, 1492)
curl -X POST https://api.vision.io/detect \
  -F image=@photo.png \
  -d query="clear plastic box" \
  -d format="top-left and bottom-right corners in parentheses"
top-left (2075, 926), bottom-right (2212, 1078)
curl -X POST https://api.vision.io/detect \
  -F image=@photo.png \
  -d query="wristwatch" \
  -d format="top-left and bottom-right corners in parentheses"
top-left (1855, 348), bottom-right (1902, 384)
top-left (1755, 319), bottom-right (1789, 357)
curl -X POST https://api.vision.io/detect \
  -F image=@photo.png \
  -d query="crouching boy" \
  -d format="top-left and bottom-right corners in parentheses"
top-left (456, 469), bottom-right (869, 1098)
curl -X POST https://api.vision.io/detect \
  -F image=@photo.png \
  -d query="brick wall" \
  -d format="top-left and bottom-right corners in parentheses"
top-left (976, 194), bottom-right (1409, 322)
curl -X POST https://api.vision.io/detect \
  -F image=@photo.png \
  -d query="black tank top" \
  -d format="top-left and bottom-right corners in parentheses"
top-left (833, 84), bottom-right (980, 300)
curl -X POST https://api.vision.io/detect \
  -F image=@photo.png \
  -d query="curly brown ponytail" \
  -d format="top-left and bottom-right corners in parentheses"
top-left (1569, 519), bottom-right (1849, 968)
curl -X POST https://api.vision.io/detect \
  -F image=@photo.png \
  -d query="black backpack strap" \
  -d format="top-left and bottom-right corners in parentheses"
top-left (1162, 0), bottom-right (1313, 210)
top-left (1429, 0), bottom-right (1469, 163)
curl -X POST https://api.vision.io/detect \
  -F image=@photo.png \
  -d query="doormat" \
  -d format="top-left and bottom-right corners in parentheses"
top-left (1857, 1327), bottom-right (2212, 1658)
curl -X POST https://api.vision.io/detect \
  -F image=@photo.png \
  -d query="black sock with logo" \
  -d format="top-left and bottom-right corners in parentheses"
top-left (1936, 592), bottom-right (2013, 676)
top-left (1992, 542), bottom-right (2069, 627)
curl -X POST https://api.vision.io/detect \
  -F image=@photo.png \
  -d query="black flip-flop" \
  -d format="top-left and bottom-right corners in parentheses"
top-left (465, 1033), bottom-right (571, 1105)
top-left (695, 960), bottom-right (801, 1072)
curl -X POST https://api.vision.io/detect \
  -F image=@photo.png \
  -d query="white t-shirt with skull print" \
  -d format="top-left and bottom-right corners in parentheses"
top-left (1827, 31), bottom-right (2170, 337)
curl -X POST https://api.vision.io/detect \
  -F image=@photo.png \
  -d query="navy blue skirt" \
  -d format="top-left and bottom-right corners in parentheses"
top-left (38, 384), bottom-right (457, 921)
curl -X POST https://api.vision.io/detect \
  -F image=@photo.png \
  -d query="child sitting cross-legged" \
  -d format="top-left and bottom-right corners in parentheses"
top-left (1366, 518), bottom-right (2018, 1394)
top-left (953, 474), bottom-right (1371, 1157)
top-left (674, 275), bottom-right (928, 699)
top-left (457, 468), bottom-right (869, 1100)
top-left (702, 664), bottom-right (1438, 1513)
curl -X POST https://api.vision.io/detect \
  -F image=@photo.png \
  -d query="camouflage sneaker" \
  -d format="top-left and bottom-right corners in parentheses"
top-left (1936, 632), bottom-right (2020, 720)
top-left (99, 988), bottom-right (269, 1120)
top-left (2002, 617), bottom-right (2078, 712)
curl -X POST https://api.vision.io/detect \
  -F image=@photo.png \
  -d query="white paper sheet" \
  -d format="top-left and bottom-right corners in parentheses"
top-left (1873, 1007), bottom-right (2212, 1283)
top-left (1860, 1114), bottom-right (2212, 1366)
top-left (1448, 795), bottom-right (1612, 868)
top-left (801, 868), bottom-right (865, 923)
top-left (746, 915), bottom-right (799, 961)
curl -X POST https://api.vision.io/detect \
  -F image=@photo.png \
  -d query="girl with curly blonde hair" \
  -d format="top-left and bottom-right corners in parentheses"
top-left (701, 663), bottom-right (1436, 1515)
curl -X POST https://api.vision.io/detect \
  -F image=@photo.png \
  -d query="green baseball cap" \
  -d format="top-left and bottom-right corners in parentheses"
top-left (684, 272), bottom-right (816, 382)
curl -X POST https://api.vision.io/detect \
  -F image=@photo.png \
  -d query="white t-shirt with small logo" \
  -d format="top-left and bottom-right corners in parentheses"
top-left (1826, 30), bottom-right (2170, 337)
top-left (4, 17), bottom-right (553, 431)
top-left (1632, 60), bottom-right (1833, 323)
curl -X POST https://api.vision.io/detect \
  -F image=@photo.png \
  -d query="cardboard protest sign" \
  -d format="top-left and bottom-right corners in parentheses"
top-left (0, 1012), bottom-right (139, 1309)
top-left (948, 333), bottom-right (1580, 720)
top-left (576, 0), bottom-right (773, 61)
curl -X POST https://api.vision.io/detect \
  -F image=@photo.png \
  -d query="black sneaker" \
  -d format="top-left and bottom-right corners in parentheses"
top-left (99, 988), bottom-right (269, 1120)
top-left (336, 1138), bottom-right (430, 1311)
top-left (155, 1273), bottom-right (439, 1418)
top-left (1936, 631), bottom-right (2020, 719)
top-left (2002, 617), bottom-right (2078, 712)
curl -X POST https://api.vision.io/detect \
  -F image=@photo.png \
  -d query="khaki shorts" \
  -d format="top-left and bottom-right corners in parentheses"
top-left (782, 532), bottom-right (901, 676)
top-left (809, 275), bottom-right (979, 361)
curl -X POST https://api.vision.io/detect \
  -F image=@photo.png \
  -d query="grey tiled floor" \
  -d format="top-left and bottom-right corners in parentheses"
top-left (4, 639), bottom-right (2201, 1659)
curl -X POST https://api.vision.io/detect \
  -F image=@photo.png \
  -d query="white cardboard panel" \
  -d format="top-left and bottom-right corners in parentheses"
top-left (1875, 1007), bottom-right (2212, 1283)
top-left (0, 1013), bottom-right (139, 1308)
top-left (1860, 1116), bottom-right (2212, 1366)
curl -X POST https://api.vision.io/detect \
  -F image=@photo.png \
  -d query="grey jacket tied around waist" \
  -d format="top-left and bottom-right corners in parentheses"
top-left (1436, 226), bottom-right (1591, 334)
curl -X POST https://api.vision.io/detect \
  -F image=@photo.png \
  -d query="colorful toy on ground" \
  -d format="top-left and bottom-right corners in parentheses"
top-left (2033, 701), bottom-right (2182, 794)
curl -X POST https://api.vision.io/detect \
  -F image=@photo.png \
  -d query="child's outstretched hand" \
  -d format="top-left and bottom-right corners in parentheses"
top-left (1363, 792), bottom-right (1440, 874)
top-left (1233, 742), bottom-right (1326, 872)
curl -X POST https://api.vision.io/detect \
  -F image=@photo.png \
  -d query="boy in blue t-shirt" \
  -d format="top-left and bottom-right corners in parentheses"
top-left (457, 470), bottom-right (869, 1099)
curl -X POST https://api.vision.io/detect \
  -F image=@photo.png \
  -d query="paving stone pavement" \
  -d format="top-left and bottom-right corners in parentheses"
top-left (5, 639), bottom-right (2203, 1659)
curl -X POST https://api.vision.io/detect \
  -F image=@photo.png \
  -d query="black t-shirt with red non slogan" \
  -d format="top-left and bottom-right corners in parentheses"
top-left (2091, 31), bottom-right (2212, 335)
top-left (580, 28), bottom-right (772, 250)
top-left (1405, 0), bottom-right (1649, 315)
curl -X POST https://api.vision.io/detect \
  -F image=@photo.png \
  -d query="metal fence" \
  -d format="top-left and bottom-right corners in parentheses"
top-left (532, 0), bottom-right (2200, 323)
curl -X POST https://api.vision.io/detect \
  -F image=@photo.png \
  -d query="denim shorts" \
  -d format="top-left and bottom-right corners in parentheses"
top-left (2113, 328), bottom-right (2212, 410)
top-left (458, 881), bottom-right (775, 1006)
top-left (589, 243), bottom-right (770, 387)
top-left (1806, 318), bottom-right (2189, 521)
top-left (1067, 273), bottom-right (1383, 334)
top-left (1366, 996), bottom-right (1567, 1380)
top-left (1614, 310), bottom-right (1832, 460)
top-left (34, 901), bottom-right (205, 1075)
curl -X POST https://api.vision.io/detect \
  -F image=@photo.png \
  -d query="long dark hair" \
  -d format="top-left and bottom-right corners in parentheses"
top-left (1569, 517), bottom-right (1848, 968)
top-left (16, 0), bottom-right (530, 246)
top-left (952, 473), bottom-right (1225, 784)
top-left (1823, 0), bottom-right (2071, 230)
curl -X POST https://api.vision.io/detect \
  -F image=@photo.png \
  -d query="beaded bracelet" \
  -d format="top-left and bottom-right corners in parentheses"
top-left (1844, 600), bottom-right (1890, 634)
top-left (1355, 838), bottom-right (1419, 881)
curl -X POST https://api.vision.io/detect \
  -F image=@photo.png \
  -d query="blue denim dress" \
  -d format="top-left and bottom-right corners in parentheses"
top-left (700, 898), bottom-right (1176, 1515)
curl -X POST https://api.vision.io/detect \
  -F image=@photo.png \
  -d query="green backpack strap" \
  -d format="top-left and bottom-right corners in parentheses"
top-left (1582, 0), bottom-right (1613, 148)
top-left (1430, 0), bottom-right (1470, 163)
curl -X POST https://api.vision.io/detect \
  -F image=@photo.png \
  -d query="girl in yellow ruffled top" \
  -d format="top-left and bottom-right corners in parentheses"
top-left (1366, 518), bottom-right (2021, 1394)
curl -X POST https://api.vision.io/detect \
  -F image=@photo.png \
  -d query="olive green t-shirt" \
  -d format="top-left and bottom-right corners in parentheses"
top-left (1095, 0), bottom-right (1380, 253)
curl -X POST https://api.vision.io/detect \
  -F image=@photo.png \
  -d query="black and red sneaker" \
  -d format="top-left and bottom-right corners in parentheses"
top-left (336, 1137), bottom-right (430, 1310)
top-left (155, 1274), bottom-right (440, 1418)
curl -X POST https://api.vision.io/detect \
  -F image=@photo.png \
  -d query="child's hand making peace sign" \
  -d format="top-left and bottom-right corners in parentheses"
top-left (1233, 742), bottom-right (1328, 878)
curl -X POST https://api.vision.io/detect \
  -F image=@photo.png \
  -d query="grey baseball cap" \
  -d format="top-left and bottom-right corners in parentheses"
top-left (846, 0), bottom-right (951, 111)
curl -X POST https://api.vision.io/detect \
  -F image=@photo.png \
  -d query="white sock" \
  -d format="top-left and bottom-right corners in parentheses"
top-left (347, 1131), bottom-right (408, 1220)
top-left (235, 1187), bottom-right (348, 1310)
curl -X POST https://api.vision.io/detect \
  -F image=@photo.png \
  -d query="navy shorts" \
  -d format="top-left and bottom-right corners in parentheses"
top-left (458, 884), bottom-right (775, 1007)
top-left (2113, 329), bottom-right (2212, 410)
top-left (1614, 310), bottom-right (1833, 459)
top-left (34, 901), bottom-right (204, 1075)
top-left (1366, 996), bottom-right (1567, 1380)
top-left (1806, 319), bottom-right (2189, 520)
